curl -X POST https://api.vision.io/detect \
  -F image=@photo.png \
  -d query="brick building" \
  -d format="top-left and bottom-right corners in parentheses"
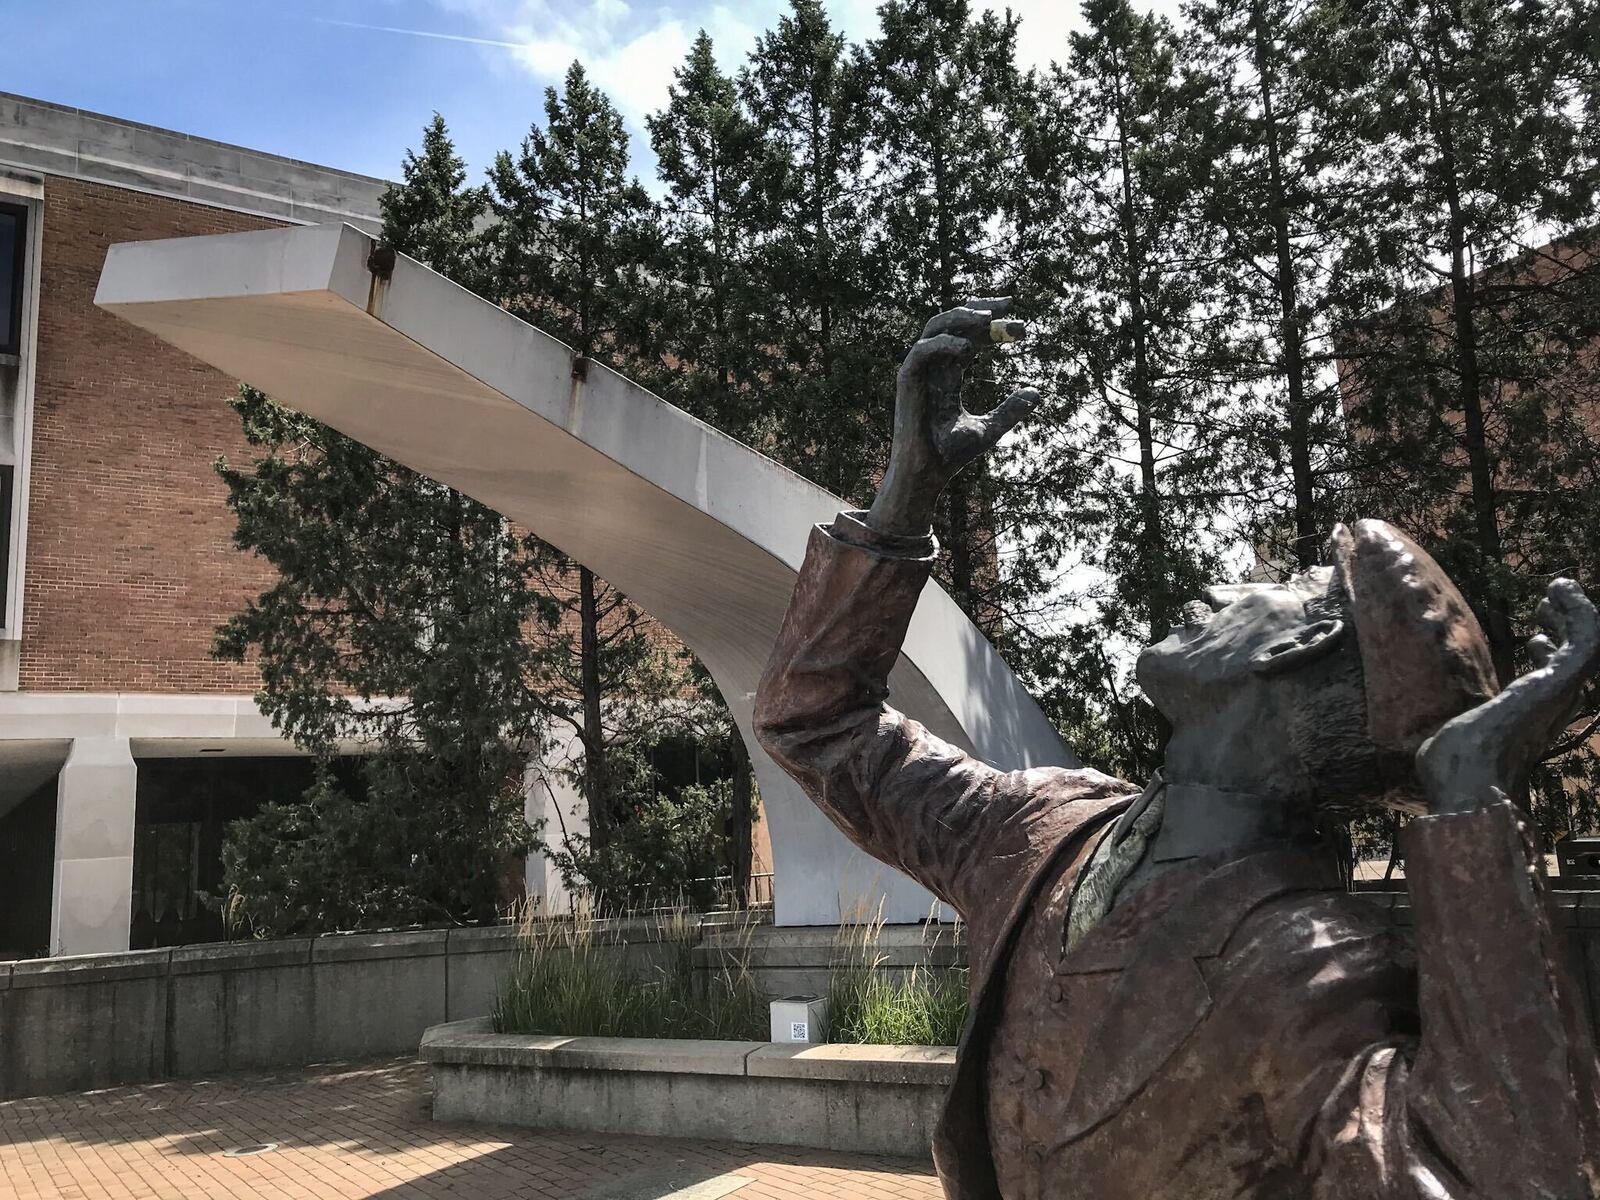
top-left (0, 94), bottom-right (390, 958)
top-left (0, 92), bottom-right (787, 962)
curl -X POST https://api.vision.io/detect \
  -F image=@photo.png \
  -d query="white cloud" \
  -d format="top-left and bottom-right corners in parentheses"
top-left (985, 0), bottom-right (1078, 70)
top-left (419, 0), bottom-right (790, 130)
top-left (417, 0), bottom-right (1189, 129)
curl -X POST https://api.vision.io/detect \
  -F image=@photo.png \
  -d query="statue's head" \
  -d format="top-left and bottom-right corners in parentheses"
top-left (1136, 520), bottom-right (1499, 812)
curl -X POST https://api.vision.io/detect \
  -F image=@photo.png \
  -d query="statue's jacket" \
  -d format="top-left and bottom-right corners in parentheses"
top-left (753, 516), bottom-right (1600, 1200)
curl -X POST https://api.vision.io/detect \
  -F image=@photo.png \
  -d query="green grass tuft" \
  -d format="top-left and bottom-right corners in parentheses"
top-left (825, 903), bottom-right (968, 1046)
top-left (494, 900), bottom-right (769, 1041)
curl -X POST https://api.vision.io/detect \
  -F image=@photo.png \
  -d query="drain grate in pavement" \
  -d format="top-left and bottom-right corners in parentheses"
top-left (222, 1143), bottom-right (279, 1158)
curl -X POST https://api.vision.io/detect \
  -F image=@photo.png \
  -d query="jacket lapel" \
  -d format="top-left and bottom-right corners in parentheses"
top-left (1053, 846), bottom-right (1342, 1145)
top-left (932, 795), bottom-right (1131, 1200)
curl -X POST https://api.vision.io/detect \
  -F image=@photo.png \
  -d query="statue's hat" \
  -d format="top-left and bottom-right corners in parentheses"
top-left (1329, 520), bottom-right (1499, 756)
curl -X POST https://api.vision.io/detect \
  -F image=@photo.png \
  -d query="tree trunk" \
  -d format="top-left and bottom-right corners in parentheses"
top-left (1250, 2), bottom-right (1318, 571)
top-left (578, 565), bottom-right (610, 851)
top-left (1112, 66), bottom-right (1173, 642)
top-left (1425, 45), bottom-right (1516, 685)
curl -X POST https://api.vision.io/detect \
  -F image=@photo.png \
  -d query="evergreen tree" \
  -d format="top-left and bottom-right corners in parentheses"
top-left (488, 61), bottom-right (658, 364)
top-left (1026, 0), bottom-right (1232, 776)
top-left (487, 62), bottom-right (680, 859)
top-left (214, 389), bottom-right (548, 934)
top-left (861, 0), bottom-right (1037, 631)
top-left (643, 31), bottom-right (778, 886)
top-left (1181, 0), bottom-right (1365, 572)
top-left (742, 0), bottom-right (886, 503)
top-left (646, 30), bottom-right (775, 436)
top-left (1326, 0), bottom-right (1600, 831)
top-left (378, 112), bottom-right (492, 295)
top-left (211, 115), bottom-right (549, 934)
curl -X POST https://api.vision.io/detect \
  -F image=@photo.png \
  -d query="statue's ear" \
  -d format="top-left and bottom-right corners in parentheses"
top-left (1251, 619), bottom-right (1347, 677)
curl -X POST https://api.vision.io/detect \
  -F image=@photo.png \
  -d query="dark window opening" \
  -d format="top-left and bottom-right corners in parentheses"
top-left (131, 756), bottom-right (367, 949)
top-left (0, 464), bottom-right (12, 627)
top-left (0, 777), bottom-right (58, 960)
top-left (0, 203), bottom-right (24, 357)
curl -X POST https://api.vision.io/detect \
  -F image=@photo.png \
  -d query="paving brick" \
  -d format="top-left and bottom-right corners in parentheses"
top-left (0, 1057), bottom-right (940, 1198)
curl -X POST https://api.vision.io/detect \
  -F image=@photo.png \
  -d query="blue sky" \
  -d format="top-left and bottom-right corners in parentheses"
top-left (7, 1), bottom-right (1176, 186)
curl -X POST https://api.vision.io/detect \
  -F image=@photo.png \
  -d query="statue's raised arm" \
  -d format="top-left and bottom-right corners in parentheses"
top-left (754, 299), bottom-right (1136, 936)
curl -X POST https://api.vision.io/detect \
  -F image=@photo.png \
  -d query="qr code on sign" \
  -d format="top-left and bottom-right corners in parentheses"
top-left (790, 1022), bottom-right (809, 1041)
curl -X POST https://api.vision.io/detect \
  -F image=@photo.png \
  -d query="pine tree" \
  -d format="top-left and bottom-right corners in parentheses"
top-left (209, 115), bottom-right (553, 940)
top-left (642, 31), bottom-right (781, 888)
top-left (488, 61), bottom-right (658, 364)
top-left (861, 0), bottom-right (1038, 631)
top-left (210, 116), bottom-right (550, 934)
top-left (1023, 0), bottom-right (1232, 776)
top-left (378, 112), bottom-right (491, 295)
top-left (1326, 0), bottom-right (1600, 831)
top-left (741, 0), bottom-right (885, 503)
top-left (646, 30), bottom-right (774, 436)
top-left (214, 389), bottom-right (550, 934)
top-left (1181, 0), bottom-right (1365, 572)
top-left (487, 63), bottom-right (679, 859)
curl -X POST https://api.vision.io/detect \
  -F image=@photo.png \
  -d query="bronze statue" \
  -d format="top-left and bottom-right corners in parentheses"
top-left (754, 298), bottom-right (1600, 1199)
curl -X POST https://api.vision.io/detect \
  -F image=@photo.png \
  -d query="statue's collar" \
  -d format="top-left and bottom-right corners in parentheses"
top-left (1149, 775), bottom-right (1321, 864)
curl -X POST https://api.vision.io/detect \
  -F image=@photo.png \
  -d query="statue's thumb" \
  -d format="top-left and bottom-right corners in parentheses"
top-left (985, 387), bottom-right (1039, 443)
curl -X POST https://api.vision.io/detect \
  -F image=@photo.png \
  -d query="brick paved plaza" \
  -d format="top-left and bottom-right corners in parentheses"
top-left (0, 1059), bottom-right (942, 1199)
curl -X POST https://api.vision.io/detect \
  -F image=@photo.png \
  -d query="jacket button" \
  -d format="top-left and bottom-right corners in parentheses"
top-left (1026, 1067), bottom-right (1048, 1091)
top-left (1052, 981), bottom-right (1068, 1004)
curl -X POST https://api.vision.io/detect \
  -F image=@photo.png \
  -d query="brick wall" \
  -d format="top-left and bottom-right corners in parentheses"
top-left (19, 176), bottom-right (283, 692)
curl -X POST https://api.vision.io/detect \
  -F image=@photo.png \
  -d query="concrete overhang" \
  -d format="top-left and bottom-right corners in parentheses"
top-left (0, 738), bottom-right (69, 820)
top-left (95, 222), bottom-right (1076, 926)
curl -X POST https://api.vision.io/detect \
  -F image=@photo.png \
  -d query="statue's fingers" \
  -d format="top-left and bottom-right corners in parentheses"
top-left (900, 332), bottom-right (974, 378)
top-left (1528, 634), bottom-right (1556, 671)
top-left (1538, 579), bottom-right (1599, 659)
top-left (990, 319), bottom-right (1027, 344)
top-left (964, 295), bottom-right (1013, 317)
top-left (980, 386), bottom-right (1039, 447)
top-left (922, 307), bottom-right (998, 342)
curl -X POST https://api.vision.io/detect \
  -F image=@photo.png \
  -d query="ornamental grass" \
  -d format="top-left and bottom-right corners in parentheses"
top-left (494, 897), bottom-right (968, 1046)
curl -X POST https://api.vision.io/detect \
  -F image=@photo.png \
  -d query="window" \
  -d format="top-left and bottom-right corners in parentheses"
top-left (0, 203), bottom-right (24, 356)
top-left (0, 464), bottom-right (10, 628)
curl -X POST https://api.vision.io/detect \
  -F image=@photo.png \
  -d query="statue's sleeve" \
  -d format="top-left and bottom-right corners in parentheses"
top-left (1310, 799), bottom-right (1600, 1197)
top-left (753, 513), bottom-right (1131, 918)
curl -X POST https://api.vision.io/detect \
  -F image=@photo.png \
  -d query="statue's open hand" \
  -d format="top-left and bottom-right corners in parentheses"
top-left (1416, 579), bottom-right (1600, 814)
top-left (866, 298), bottom-right (1039, 538)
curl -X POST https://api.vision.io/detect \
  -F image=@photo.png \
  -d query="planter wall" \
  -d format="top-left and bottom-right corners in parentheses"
top-left (422, 1017), bottom-right (954, 1160)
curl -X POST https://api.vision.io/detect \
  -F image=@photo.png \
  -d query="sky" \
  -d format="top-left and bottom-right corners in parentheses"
top-left (6, 0), bottom-right (1180, 187)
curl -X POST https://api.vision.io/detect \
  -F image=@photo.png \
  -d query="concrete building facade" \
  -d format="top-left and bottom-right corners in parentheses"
top-left (0, 93), bottom-right (390, 958)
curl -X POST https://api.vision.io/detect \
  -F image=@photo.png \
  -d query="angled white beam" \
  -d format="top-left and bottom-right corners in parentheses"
top-left (95, 222), bottom-right (1076, 926)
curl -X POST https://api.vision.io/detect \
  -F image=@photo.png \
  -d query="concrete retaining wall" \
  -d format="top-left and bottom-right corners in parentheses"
top-left (422, 1017), bottom-right (952, 1160)
top-left (0, 924), bottom-right (524, 1098)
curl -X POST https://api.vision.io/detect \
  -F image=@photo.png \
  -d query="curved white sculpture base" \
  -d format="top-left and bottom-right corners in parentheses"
top-left (95, 223), bottom-right (1077, 926)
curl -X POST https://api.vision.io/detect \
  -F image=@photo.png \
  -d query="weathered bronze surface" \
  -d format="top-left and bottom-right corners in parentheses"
top-left (754, 301), bottom-right (1600, 1198)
